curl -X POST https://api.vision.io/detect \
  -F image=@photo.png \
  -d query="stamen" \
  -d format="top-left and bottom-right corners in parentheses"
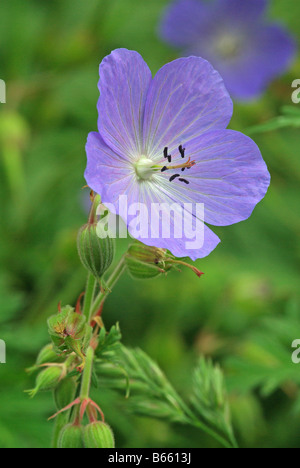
top-left (159, 145), bottom-right (195, 185)
top-left (179, 145), bottom-right (186, 158)
top-left (169, 174), bottom-right (180, 182)
top-left (179, 178), bottom-right (189, 184)
top-left (164, 147), bottom-right (172, 163)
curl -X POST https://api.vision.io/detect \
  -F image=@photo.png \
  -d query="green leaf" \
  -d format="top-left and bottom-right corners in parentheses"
top-left (95, 341), bottom-right (237, 448)
top-left (246, 106), bottom-right (300, 135)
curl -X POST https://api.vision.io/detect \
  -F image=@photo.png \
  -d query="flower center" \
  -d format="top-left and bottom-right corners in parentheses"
top-left (134, 147), bottom-right (196, 185)
top-left (214, 33), bottom-right (242, 60)
top-left (134, 156), bottom-right (155, 180)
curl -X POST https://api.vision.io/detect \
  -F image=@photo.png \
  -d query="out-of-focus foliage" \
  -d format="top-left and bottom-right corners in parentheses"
top-left (0, 0), bottom-right (299, 448)
top-left (95, 327), bottom-right (236, 448)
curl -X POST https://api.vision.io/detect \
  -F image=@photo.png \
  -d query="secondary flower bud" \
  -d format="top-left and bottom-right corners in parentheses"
top-left (125, 244), bottom-right (168, 279)
top-left (83, 421), bottom-right (115, 448)
top-left (77, 222), bottom-right (115, 279)
top-left (125, 255), bottom-right (166, 279)
top-left (125, 242), bottom-right (204, 279)
top-left (26, 366), bottom-right (64, 398)
top-left (36, 344), bottom-right (61, 365)
top-left (58, 423), bottom-right (84, 449)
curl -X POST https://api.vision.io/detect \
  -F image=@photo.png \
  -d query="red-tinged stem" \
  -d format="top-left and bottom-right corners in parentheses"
top-left (167, 259), bottom-right (204, 277)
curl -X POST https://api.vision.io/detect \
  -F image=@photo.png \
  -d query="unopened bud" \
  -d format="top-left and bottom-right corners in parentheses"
top-left (125, 244), bottom-right (168, 279)
top-left (58, 423), bottom-right (84, 449)
top-left (125, 243), bottom-right (204, 280)
top-left (77, 222), bottom-right (115, 279)
top-left (26, 366), bottom-right (64, 398)
top-left (35, 344), bottom-right (59, 365)
top-left (83, 421), bottom-right (115, 448)
top-left (27, 343), bottom-right (65, 375)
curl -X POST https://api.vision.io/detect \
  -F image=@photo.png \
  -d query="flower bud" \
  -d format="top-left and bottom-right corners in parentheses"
top-left (26, 343), bottom-right (65, 375)
top-left (26, 366), bottom-right (64, 398)
top-left (58, 423), bottom-right (84, 448)
top-left (77, 222), bottom-right (115, 279)
top-left (83, 421), bottom-right (115, 448)
top-left (54, 377), bottom-right (77, 410)
top-left (36, 344), bottom-right (60, 365)
top-left (125, 244), bottom-right (168, 279)
top-left (127, 243), bottom-right (166, 263)
top-left (125, 242), bottom-right (204, 280)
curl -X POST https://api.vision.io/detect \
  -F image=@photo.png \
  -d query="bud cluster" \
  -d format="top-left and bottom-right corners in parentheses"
top-left (26, 190), bottom-right (205, 449)
top-left (26, 300), bottom-right (91, 398)
top-left (58, 421), bottom-right (115, 449)
top-left (47, 304), bottom-right (91, 361)
top-left (50, 393), bottom-right (115, 449)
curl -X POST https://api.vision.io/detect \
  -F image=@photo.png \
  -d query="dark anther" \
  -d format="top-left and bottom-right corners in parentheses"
top-left (181, 167), bottom-right (185, 172)
top-left (179, 145), bottom-right (186, 158)
top-left (179, 178), bottom-right (189, 184)
top-left (164, 146), bottom-right (172, 163)
top-left (169, 174), bottom-right (180, 182)
top-left (161, 166), bottom-right (168, 172)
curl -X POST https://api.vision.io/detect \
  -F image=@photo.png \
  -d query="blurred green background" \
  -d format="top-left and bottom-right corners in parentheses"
top-left (0, 0), bottom-right (300, 448)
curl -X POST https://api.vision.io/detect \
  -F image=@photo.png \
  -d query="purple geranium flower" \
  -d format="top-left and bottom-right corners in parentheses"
top-left (160, 0), bottom-right (296, 100)
top-left (85, 48), bottom-right (270, 260)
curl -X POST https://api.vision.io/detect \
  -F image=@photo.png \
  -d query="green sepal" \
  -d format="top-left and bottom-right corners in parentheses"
top-left (64, 336), bottom-right (85, 360)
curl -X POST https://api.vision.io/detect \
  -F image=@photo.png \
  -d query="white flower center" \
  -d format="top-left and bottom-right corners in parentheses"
top-left (214, 33), bottom-right (242, 59)
top-left (134, 156), bottom-right (155, 180)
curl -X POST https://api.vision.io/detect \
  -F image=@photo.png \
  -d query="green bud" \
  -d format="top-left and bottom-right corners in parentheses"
top-left (125, 243), bottom-right (168, 279)
top-left (58, 424), bottom-right (84, 449)
top-left (54, 377), bottom-right (77, 410)
top-left (125, 242), bottom-right (204, 280)
top-left (27, 343), bottom-right (65, 375)
top-left (125, 256), bottom-right (165, 279)
top-left (36, 343), bottom-right (63, 365)
top-left (83, 421), bottom-right (115, 448)
top-left (26, 366), bottom-right (64, 398)
top-left (77, 222), bottom-right (115, 279)
top-left (127, 243), bottom-right (166, 263)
